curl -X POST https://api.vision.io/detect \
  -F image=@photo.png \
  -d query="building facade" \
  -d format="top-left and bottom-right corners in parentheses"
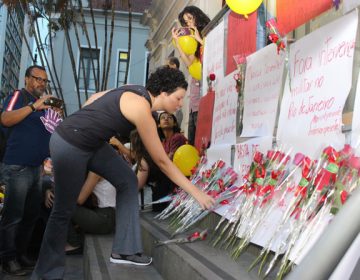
top-left (0, 4), bottom-right (26, 105)
top-left (49, 0), bottom-right (151, 114)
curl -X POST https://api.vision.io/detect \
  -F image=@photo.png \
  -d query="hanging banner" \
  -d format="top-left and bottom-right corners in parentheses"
top-left (277, 11), bottom-right (358, 158)
top-left (241, 43), bottom-right (285, 137)
top-left (211, 70), bottom-right (238, 145)
top-left (194, 90), bottom-right (215, 152)
top-left (343, 0), bottom-right (360, 14)
top-left (202, 20), bottom-right (225, 94)
top-left (226, 11), bottom-right (257, 75)
top-left (277, 0), bottom-right (333, 35)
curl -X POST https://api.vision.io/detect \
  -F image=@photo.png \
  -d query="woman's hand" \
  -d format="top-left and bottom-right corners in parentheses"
top-left (171, 27), bottom-right (180, 44)
top-left (190, 26), bottom-right (203, 45)
top-left (45, 189), bottom-right (55, 208)
top-left (192, 188), bottom-right (215, 210)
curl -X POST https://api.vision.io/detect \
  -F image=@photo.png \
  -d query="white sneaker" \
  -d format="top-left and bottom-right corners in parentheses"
top-left (110, 253), bottom-right (152, 266)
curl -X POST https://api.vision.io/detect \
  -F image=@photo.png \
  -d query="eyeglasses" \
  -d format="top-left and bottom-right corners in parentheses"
top-left (31, 75), bottom-right (51, 84)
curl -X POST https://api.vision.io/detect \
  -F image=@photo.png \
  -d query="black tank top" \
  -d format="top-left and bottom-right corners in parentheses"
top-left (56, 85), bottom-right (151, 151)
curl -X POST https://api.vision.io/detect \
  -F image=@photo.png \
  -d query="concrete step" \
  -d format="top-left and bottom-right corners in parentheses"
top-left (140, 211), bottom-right (278, 280)
top-left (84, 234), bottom-right (163, 280)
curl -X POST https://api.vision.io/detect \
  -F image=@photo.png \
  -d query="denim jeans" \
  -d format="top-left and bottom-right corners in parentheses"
top-left (0, 164), bottom-right (42, 262)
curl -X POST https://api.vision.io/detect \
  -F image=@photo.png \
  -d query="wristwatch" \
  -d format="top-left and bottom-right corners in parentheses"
top-left (28, 102), bottom-right (36, 112)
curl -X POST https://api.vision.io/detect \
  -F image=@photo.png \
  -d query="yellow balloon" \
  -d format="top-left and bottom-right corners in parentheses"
top-left (188, 60), bottom-right (202, 81)
top-left (226, 0), bottom-right (263, 17)
top-left (173, 144), bottom-right (200, 176)
top-left (178, 35), bottom-right (198, 55)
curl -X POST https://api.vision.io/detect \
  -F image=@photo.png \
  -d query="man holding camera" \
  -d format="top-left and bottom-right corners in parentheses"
top-left (0, 65), bottom-right (60, 276)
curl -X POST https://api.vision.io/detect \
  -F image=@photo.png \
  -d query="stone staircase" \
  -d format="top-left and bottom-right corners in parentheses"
top-left (84, 210), bottom-right (279, 280)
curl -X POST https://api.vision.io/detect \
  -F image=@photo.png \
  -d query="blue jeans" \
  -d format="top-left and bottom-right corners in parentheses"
top-left (0, 164), bottom-right (42, 262)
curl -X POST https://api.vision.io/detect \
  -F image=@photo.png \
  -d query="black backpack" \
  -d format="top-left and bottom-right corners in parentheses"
top-left (0, 89), bottom-right (29, 162)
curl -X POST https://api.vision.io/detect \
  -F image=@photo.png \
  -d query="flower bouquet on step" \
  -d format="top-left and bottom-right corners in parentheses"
top-left (211, 150), bottom-right (266, 249)
top-left (154, 155), bottom-right (208, 220)
top-left (230, 148), bottom-right (293, 259)
top-left (212, 147), bottom-right (292, 252)
top-left (279, 145), bottom-right (360, 278)
top-left (248, 152), bottom-right (316, 277)
top-left (271, 146), bottom-right (340, 279)
top-left (253, 145), bottom-right (347, 279)
top-left (156, 159), bottom-right (238, 237)
top-left (170, 163), bottom-right (238, 237)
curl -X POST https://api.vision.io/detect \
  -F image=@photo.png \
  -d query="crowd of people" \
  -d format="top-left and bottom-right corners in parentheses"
top-left (0, 5), bottom-right (213, 279)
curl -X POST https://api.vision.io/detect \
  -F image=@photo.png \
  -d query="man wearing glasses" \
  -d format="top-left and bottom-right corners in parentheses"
top-left (0, 65), bottom-right (54, 276)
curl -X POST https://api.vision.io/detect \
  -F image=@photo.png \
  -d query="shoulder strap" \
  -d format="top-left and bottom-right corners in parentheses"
top-left (0, 89), bottom-right (28, 141)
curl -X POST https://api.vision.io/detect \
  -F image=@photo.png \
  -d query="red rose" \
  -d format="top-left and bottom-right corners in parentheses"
top-left (340, 190), bottom-right (348, 204)
top-left (209, 73), bottom-right (216, 81)
top-left (349, 156), bottom-right (360, 170)
top-left (268, 33), bottom-right (279, 43)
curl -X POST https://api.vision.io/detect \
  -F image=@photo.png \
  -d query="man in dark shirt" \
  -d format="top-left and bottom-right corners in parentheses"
top-left (0, 65), bottom-right (53, 276)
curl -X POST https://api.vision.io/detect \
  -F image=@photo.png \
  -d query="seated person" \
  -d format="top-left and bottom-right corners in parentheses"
top-left (65, 171), bottom-right (116, 254)
top-left (131, 112), bottom-right (187, 211)
top-left (31, 160), bottom-right (116, 256)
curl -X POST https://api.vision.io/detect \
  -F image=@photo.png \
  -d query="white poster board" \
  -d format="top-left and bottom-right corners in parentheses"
top-left (206, 144), bottom-right (232, 168)
top-left (202, 20), bottom-right (225, 94)
top-left (343, 0), bottom-right (360, 14)
top-left (277, 11), bottom-right (358, 158)
top-left (211, 70), bottom-right (238, 145)
top-left (233, 136), bottom-right (273, 182)
top-left (241, 43), bottom-right (285, 137)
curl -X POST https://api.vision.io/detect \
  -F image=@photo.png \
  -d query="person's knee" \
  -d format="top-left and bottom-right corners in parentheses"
top-left (115, 172), bottom-right (138, 194)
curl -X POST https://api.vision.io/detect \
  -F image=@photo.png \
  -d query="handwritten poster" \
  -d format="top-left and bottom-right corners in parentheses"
top-left (241, 44), bottom-right (285, 137)
top-left (202, 20), bottom-right (225, 94)
top-left (211, 70), bottom-right (238, 145)
top-left (277, 10), bottom-right (358, 158)
top-left (277, 0), bottom-right (333, 35)
top-left (351, 71), bottom-right (360, 147)
top-left (226, 11), bottom-right (257, 75)
top-left (343, 0), bottom-right (360, 14)
top-left (233, 137), bottom-right (273, 183)
top-left (206, 144), bottom-right (232, 168)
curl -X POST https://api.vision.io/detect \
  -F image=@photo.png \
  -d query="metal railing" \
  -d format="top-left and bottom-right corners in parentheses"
top-left (287, 187), bottom-right (360, 280)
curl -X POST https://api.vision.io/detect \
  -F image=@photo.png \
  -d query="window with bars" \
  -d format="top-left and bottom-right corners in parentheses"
top-left (79, 47), bottom-right (100, 91)
top-left (117, 51), bottom-right (129, 87)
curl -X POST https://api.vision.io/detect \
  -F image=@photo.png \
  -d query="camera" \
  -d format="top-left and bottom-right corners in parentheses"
top-left (44, 97), bottom-right (64, 108)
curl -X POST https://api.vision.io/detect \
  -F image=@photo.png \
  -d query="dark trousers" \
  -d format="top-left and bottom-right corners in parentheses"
top-left (32, 132), bottom-right (141, 280)
top-left (0, 164), bottom-right (42, 262)
top-left (67, 206), bottom-right (115, 248)
top-left (187, 110), bottom-right (198, 145)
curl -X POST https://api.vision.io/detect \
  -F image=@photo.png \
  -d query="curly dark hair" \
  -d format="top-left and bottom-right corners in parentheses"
top-left (178, 6), bottom-right (210, 33)
top-left (146, 66), bottom-right (188, 96)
